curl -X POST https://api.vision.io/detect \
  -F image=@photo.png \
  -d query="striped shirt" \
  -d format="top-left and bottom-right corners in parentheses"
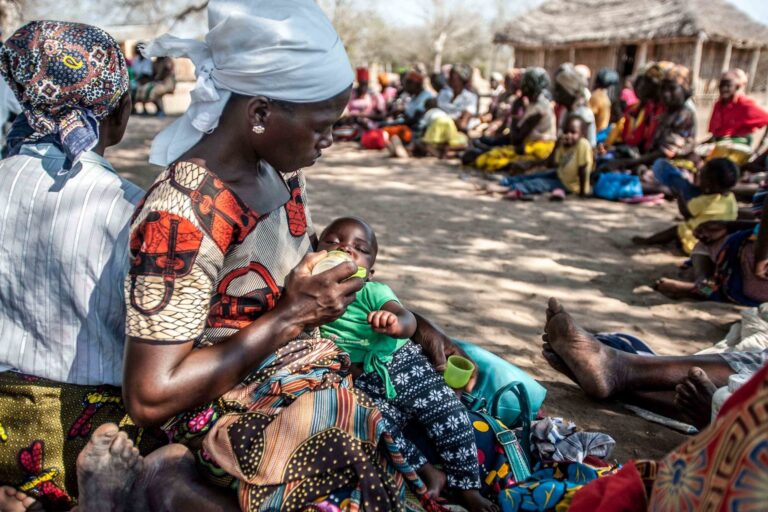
top-left (0, 143), bottom-right (144, 385)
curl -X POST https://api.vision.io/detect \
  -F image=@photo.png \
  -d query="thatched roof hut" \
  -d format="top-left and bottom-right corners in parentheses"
top-left (493, 0), bottom-right (768, 95)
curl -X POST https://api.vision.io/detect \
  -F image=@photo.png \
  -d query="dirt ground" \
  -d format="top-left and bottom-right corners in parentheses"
top-left (111, 115), bottom-right (743, 462)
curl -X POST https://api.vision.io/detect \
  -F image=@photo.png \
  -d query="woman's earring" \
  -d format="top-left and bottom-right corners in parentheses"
top-left (252, 125), bottom-right (265, 134)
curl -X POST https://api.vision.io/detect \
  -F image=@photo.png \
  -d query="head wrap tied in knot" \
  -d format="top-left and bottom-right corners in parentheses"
top-left (665, 64), bottom-right (692, 92)
top-left (0, 21), bottom-right (128, 169)
top-left (555, 63), bottom-right (586, 98)
top-left (144, 0), bottom-right (354, 167)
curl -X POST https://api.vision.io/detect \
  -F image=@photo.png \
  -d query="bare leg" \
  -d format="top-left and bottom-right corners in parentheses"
top-left (456, 489), bottom-right (499, 512)
top-left (632, 226), bottom-right (678, 246)
top-left (0, 487), bottom-right (43, 512)
top-left (131, 444), bottom-right (239, 512)
top-left (542, 298), bottom-right (735, 402)
top-left (73, 423), bottom-right (142, 512)
top-left (417, 463), bottom-right (446, 499)
top-left (654, 278), bottom-right (698, 299)
top-left (691, 254), bottom-right (716, 282)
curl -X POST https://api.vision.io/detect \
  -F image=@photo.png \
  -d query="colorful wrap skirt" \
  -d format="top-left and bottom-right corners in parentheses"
top-left (0, 371), bottom-right (165, 511)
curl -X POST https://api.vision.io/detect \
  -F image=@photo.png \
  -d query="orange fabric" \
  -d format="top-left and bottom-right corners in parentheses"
top-left (382, 125), bottom-right (413, 144)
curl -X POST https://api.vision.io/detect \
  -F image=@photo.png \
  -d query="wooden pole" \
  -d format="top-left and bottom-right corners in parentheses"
top-left (507, 45), bottom-right (516, 70)
top-left (486, 44), bottom-right (499, 78)
top-left (636, 42), bottom-right (648, 72)
top-left (748, 48), bottom-right (761, 92)
top-left (568, 46), bottom-right (576, 63)
top-left (691, 32), bottom-right (705, 95)
top-left (721, 41), bottom-right (733, 73)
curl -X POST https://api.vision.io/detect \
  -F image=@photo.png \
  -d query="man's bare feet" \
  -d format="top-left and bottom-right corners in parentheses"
top-left (417, 463), bottom-right (446, 499)
top-left (543, 298), bottom-right (625, 399)
top-left (674, 367), bottom-right (718, 430)
top-left (74, 423), bottom-right (142, 512)
top-left (457, 489), bottom-right (499, 512)
top-left (0, 487), bottom-right (43, 512)
top-left (654, 278), bottom-right (697, 299)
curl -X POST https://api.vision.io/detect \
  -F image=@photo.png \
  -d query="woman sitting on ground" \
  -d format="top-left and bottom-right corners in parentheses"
top-left (469, 67), bottom-right (557, 173)
top-left (703, 68), bottom-right (768, 166)
top-left (603, 64), bottom-right (697, 186)
top-left (552, 63), bottom-right (597, 148)
top-left (121, 2), bottom-right (481, 510)
top-left (589, 68), bottom-right (619, 143)
top-left (600, 62), bottom-right (667, 164)
top-left (419, 64), bottom-right (478, 156)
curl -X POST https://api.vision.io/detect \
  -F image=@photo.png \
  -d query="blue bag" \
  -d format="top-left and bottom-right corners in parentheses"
top-left (454, 340), bottom-right (547, 425)
top-left (593, 172), bottom-right (643, 201)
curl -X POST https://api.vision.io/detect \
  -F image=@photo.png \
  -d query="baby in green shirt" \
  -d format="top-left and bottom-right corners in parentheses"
top-left (317, 217), bottom-right (497, 512)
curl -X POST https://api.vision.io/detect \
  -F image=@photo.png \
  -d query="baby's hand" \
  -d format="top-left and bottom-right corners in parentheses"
top-left (368, 310), bottom-right (400, 336)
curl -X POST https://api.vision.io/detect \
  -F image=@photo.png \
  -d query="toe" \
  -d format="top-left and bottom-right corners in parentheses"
top-left (546, 297), bottom-right (563, 319)
top-left (689, 367), bottom-right (718, 393)
top-left (90, 423), bottom-right (119, 449)
top-left (109, 431), bottom-right (130, 457)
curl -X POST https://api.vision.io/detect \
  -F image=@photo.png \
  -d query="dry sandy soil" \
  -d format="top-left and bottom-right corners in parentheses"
top-left (111, 115), bottom-right (743, 462)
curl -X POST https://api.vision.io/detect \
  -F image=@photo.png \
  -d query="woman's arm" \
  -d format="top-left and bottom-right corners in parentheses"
top-left (456, 111), bottom-right (473, 132)
top-left (509, 113), bottom-right (543, 146)
top-left (123, 253), bottom-right (363, 427)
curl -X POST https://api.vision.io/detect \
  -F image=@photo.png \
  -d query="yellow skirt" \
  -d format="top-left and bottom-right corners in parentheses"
top-left (423, 116), bottom-right (468, 148)
top-left (474, 140), bottom-right (556, 173)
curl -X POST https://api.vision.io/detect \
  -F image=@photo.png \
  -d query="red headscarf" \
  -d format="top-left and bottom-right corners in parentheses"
top-left (356, 67), bottom-right (370, 83)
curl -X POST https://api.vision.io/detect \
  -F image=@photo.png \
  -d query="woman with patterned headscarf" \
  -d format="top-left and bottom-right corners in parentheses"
top-left (471, 67), bottom-right (557, 173)
top-left (0, 20), bottom-right (160, 511)
top-left (121, 1), bottom-right (481, 510)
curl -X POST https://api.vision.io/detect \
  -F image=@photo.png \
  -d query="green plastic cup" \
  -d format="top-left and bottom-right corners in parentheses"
top-left (443, 355), bottom-right (475, 389)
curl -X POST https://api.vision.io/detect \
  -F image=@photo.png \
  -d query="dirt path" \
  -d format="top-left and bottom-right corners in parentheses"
top-left (111, 116), bottom-right (742, 461)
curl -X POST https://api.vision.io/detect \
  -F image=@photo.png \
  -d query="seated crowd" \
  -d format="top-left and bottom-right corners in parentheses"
top-left (0, 3), bottom-right (766, 512)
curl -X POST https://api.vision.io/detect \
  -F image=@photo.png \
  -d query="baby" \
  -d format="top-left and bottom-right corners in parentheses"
top-left (317, 217), bottom-right (498, 512)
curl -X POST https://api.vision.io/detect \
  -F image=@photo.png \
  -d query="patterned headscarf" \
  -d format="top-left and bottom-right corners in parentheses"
top-left (0, 21), bottom-right (128, 168)
top-left (640, 61), bottom-right (674, 82)
top-left (555, 63), bottom-right (586, 98)
top-left (664, 64), bottom-right (692, 91)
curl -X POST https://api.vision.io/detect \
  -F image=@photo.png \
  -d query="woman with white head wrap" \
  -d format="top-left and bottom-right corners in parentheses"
top-left (553, 64), bottom-right (597, 147)
top-left (122, 1), bottom-right (448, 510)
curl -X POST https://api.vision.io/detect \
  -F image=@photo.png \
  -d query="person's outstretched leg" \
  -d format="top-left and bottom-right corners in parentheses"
top-left (72, 424), bottom-right (142, 512)
top-left (542, 298), bottom-right (735, 400)
top-left (632, 226), bottom-right (679, 246)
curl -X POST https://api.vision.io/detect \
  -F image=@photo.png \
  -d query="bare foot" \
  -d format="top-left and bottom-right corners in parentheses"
top-left (457, 489), bottom-right (499, 512)
top-left (541, 343), bottom-right (578, 383)
top-left (543, 298), bottom-right (625, 399)
top-left (654, 278), bottom-right (697, 299)
top-left (0, 487), bottom-right (43, 512)
top-left (417, 463), bottom-right (446, 499)
top-left (75, 423), bottom-right (142, 512)
top-left (674, 367), bottom-right (718, 430)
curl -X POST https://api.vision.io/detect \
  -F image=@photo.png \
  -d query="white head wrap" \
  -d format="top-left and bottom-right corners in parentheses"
top-left (144, 0), bottom-right (353, 166)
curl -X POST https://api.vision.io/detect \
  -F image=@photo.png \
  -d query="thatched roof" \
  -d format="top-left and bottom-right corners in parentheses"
top-left (495, 0), bottom-right (768, 48)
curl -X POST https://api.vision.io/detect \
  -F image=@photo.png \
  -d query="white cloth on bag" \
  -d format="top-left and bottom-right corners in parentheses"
top-left (144, 0), bottom-right (353, 166)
